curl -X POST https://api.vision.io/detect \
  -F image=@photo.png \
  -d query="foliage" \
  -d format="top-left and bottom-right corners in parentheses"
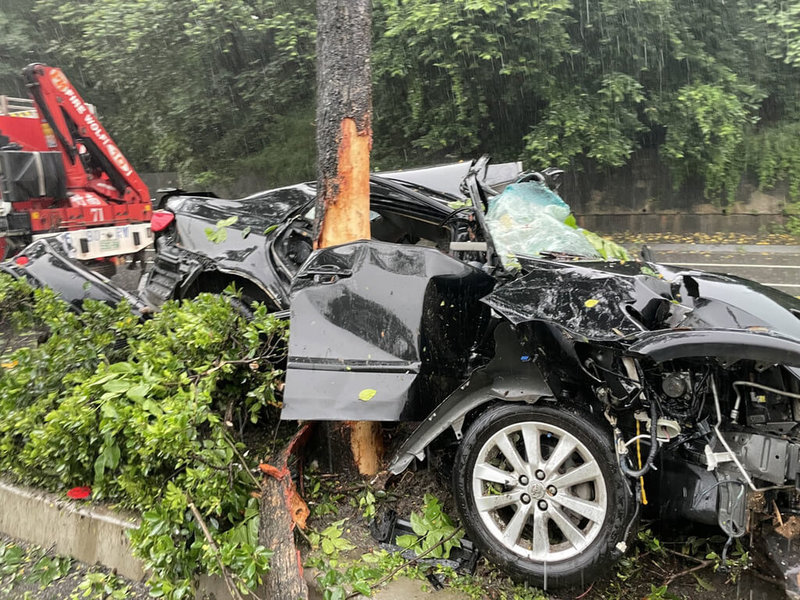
top-left (355, 488), bottom-right (379, 520)
top-left (645, 584), bottom-right (681, 600)
top-left (69, 570), bottom-right (131, 600)
top-left (0, 275), bottom-right (288, 599)
top-left (308, 520), bottom-right (356, 557)
top-left (0, 541), bottom-right (72, 592)
top-left (659, 82), bottom-right (756, 201)
top-left (752, 1), bottom-right (800, 68)
top-left (205, 215), bottom-right (239, 243)
top-left (0, 542), bottom-right (24, 579)
top-left (395, 493), bottom-right (461, 559)
top-left (745, 121), bottom-right (800, 200)
top-left (27, 555), bottom-right (73, 588)
top-left (524, 74), bottom-right (645, 169)
top-left (28, 0), bottom-right (317, 179)
top-left (2, 0), bottom-right (800, 199)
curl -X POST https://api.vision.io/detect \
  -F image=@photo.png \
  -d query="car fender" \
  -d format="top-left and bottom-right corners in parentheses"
top-left (388, 322), bottom-right (553, 475)
top-left (629, 328), bottom-right (800, 367)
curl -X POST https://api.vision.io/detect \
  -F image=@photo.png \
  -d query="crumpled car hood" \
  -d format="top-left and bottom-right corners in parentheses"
top-left (482, 258), bottom-right (800, 342)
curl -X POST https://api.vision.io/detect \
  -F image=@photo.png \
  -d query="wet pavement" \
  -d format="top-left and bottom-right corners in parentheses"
top-left (630, 243), bottom-right (800, 296)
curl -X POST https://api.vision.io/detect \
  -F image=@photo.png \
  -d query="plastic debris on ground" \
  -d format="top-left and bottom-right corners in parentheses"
top-left (370, 509), bottom-right (479, 575)
top-left (485, 181), bottom-right (601, 268)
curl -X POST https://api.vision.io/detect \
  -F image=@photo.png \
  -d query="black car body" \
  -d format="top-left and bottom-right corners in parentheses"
top-left (279, 158), bottom-right (800, 592)
top-left (1, 236), bottom-right (149, 313)
top-left (141, 162), bottom-right (516, 312)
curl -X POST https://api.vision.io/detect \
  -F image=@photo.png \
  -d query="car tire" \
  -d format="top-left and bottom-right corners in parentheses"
top-left (452, 402), bottom-right (634, 590)
top-left (209, 292), bottom-right (254, 321)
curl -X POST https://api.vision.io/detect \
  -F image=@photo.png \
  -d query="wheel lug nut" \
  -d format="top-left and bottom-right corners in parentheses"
top-left (535, 470), bottom-right (546, 480)
top-left (519, 475), bottom-right (529, 485)
top-left (547, 485), bottom-right (557, 496)
top-left (521, 493), bottom-right (531, 504)
top-left (538, 500), bottom-right (548, 511)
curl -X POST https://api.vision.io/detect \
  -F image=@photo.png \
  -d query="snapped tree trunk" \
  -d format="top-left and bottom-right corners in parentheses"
top-left (258, 425), bottom-right (312, 600)
top-left (314, 0), bottom-right (383, 476)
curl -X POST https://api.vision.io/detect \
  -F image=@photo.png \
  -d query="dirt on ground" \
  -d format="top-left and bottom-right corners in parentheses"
top-left (300, 449), bottom-right (787, 600)
top-left (0, 535), bottom-right (150, 600)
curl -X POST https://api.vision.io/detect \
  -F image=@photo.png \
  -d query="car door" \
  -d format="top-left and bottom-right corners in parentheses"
top-left (281, 238), bottom-right (495, 422)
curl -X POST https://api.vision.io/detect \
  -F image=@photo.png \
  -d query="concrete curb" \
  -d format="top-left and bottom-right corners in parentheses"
top-left (0, 478), bottom-right (250, 599)
top-left (0, 478), bottom-right (469, 599)
top-left (0, 479), bottom-right (143, 581)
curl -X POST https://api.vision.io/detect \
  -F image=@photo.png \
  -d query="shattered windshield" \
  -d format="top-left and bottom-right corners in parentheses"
top-left (485, 180), bottom-right (605, 266)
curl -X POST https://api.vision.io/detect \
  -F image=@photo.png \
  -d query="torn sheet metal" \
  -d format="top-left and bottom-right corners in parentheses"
top-left (1, 236), bottom-right (148, 314)
top-left (482, 260), bottom-right (679, 341)
top-left (281, 240), bottom-right (494, 422)
top-left (483, 258), bottom-right (800, 342)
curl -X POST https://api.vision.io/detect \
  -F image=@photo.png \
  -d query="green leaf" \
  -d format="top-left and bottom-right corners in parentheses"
top-left (395, 534), bottom-right (417, 549)
top-left (126, 384), bottom-right (151, 402)
top-left (358, 389), bottom-right (377, 402)
top-left (351, 581), bottom-right (371, 595)
top-left (102, 380), bottom-right (129, 394)
top-left (693, 573), bottom-right (715, 591)
top-left (410, 512), bottom-right (427, 536)
top-left (216, 216), bottom-right (239, 228)
top-left (94, 453), bottom-right (107, 480)
top-left (640, 266), bottom-right (658, 277)
top-left (321, 538), bottom-right (335, 555)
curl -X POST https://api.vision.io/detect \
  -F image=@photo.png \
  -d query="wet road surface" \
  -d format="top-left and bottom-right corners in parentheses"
top-left (632, 243), bottom-right (800, 296)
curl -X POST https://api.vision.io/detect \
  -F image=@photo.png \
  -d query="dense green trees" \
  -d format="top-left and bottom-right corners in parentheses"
top-left (1, 0), bottom-right (799, 200)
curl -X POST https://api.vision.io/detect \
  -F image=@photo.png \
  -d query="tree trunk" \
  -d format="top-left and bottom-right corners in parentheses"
top-left (258, 425), bottom-right (312, 600)
top-left (259, 474), bottom-right (308, 600)
top-left (315, 0), bottom-right (382, 476)
top-left (314, 0), bottom-right (372, 249)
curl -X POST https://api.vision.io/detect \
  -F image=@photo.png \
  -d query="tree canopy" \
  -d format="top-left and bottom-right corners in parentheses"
top-left (2, 0), bottom-right (799, 199)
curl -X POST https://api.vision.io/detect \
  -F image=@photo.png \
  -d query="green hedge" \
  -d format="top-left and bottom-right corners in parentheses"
top-left (0, 275), bottom-right (286, 599)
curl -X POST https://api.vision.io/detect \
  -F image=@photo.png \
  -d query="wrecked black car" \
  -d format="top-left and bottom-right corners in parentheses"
top-left (38, 155), bottom-right (799, 590)
top-left (277, 157), bottom-right (800, 591)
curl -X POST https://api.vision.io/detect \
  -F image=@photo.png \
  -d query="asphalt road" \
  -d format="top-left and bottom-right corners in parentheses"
top-left (108, 248), bottom-right (153, 293)
top-left (635, 243), bottom-right (800, 296)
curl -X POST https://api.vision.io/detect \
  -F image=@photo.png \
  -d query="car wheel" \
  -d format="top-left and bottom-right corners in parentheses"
top-left (452, 402), bottom-right (633, 589)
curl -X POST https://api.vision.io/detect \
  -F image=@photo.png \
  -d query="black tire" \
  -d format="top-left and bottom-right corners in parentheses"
top-left (452, 402), bottom-right (634, 590)
top-left (208, 292), bottom-right (254, 321)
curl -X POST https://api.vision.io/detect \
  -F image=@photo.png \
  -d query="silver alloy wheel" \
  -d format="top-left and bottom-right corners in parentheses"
top-left (470, 420), bottom-right (608, 563)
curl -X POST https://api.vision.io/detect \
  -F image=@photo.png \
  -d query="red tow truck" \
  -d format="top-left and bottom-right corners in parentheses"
top-left (0, 64), bottom-right (152, 267)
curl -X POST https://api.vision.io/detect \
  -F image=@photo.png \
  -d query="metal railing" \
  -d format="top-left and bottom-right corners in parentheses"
top-left (0, 96), bottom-right (37, 117)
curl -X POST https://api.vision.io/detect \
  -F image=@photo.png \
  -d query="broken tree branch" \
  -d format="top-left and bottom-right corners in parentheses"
top-left (663, 559), bottom-right (714, 586)
top-left (187, 496), bottom-right (261, 600)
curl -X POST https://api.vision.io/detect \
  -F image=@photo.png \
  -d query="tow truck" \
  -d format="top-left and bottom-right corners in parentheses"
top-left (0, 64), bottom-right (152, 268)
